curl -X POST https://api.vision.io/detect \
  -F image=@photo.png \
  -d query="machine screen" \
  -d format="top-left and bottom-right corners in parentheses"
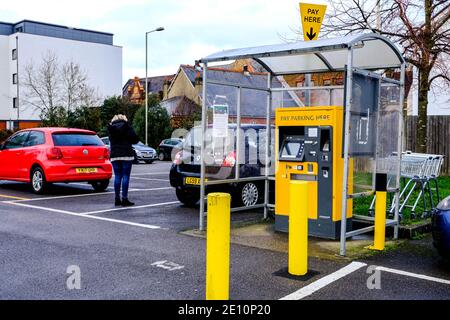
top-left (280, 138), bottom-right (305, 161)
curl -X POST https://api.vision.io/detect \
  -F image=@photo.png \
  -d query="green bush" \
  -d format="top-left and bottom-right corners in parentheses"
top-left (0, 130), bottom-right (13, 143)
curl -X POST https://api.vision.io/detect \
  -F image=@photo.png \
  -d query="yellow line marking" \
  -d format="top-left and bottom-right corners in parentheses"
top-left (0, 194), bottom-right (30, 201)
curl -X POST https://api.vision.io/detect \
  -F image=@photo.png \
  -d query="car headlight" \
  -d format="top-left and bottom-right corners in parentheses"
top-left (135, 150), bottom-right (142, 156)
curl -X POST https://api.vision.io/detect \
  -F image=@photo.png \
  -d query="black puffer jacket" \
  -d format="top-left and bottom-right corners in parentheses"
top-left (107, 120), bottom-right (140, 159)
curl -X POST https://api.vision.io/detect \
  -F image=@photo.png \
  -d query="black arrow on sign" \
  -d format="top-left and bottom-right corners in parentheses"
top-left (306, 27), bottom-right (317, 40)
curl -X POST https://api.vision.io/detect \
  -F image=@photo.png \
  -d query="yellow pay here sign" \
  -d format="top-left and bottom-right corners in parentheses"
top-left (299, 2), bottom-right (327, 41)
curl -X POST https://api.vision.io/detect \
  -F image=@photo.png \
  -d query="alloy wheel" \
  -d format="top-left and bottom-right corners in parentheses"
top-left (241, 183), bottom-right (259, 207)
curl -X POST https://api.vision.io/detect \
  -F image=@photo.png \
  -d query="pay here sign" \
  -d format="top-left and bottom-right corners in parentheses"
top-left (299, 1), bottom-right (327, 41)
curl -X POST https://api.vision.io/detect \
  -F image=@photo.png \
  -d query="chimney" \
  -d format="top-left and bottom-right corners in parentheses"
top-left (163, 78), bottom-right (170, 100)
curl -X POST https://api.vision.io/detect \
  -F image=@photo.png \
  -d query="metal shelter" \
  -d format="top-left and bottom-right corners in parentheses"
top-left (198, 33), bottom-right (406, 256)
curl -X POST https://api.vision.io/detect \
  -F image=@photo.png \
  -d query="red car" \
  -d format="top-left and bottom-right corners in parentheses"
top-left (0, 128), bottom-right (112, 194)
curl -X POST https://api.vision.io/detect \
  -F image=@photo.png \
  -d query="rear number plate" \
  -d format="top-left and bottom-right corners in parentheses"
top-left (76, 168), bottom-right (98, 174)
top-left (185, 177), bottom-right (200, 185)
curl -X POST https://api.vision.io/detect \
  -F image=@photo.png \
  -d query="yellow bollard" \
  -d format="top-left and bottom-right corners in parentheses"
top-left (369, 191), bottom-right (387, 250)
top-left (369, 173), bottom-right (387, 251)
top-left (206, 193), bottom-right (231, 300)
top-left (289, 181), bottom-right (309, 276)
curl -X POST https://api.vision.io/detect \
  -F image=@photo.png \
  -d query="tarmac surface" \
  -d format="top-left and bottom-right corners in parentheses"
top-left (0, 161), bottom-right (449, 300)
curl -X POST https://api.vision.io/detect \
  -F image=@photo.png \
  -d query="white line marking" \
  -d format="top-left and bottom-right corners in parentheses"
top-left (4, 201), bottom-right (162, 230)
top-left (129, 172), bottom-right (169, 176)
top-left (280, 262), bottom-right (367, 300)
top-left (8, 187), bottom-right (173, 203)
top-left (151, 260), bottom-right (185, 271)
top-left (82, 201), bottom-right (180, 215)
top-left (69, 182), bottom-right (114, 190)
top-left (132, 177), bottom-right (170, 182)
top-left (376, 266), bottom-right (450, 285)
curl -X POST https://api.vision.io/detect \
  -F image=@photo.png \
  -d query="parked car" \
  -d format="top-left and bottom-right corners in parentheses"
top-left (432, 195), bottom-right (450, 259)
top-left (170, 124), bottom-right (274, 207)
top-left (101, 137), bottom-right (157, 164)
top-left (158, 138), bottom-right (183, 161)
top-left (0, 128), bottom-right (112, 194)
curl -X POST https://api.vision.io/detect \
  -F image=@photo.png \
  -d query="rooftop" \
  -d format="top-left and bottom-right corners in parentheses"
top-left (0, 20), bottom-right (114, 45)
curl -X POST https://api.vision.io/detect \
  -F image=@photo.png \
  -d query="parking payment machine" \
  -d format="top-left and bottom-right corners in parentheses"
top-left (275, 106), bottom-right (353, 239)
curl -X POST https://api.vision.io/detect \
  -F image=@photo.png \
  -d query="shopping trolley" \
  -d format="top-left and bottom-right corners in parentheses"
top-left (370, 152), bottom-right (444, 220)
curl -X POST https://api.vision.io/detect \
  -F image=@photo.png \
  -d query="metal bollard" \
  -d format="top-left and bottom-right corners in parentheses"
top-left (289, 181), bottom-right (309, 276)
top-left (206, 193), bottom-right (231, 300)
top-left (369, 173), bottom-right (387, 251)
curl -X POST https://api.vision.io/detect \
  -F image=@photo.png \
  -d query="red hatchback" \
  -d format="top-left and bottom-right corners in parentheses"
top-left (0, 128), bottom-right (112, 194)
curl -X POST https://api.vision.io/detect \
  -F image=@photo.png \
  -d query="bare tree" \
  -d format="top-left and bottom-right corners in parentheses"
top-left (22, 51), bottom-right (100, 126)
top-left (293, 0), bottom-right (450, 153)
top-left (22, 52), bottom-right (61, 123)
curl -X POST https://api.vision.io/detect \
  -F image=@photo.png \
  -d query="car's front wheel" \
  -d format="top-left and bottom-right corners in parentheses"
top-left (176, 188), bottom-right (200, 207)
top-left (91, 180), bottom-right (110, 192)
top-left (31, 166), bottom-right (48, 194)
top-left (159, 152), bottom-right (165, 161)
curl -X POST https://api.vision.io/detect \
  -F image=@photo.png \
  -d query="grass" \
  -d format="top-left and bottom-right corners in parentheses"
top-left (353, 175), bottom-right (450, 225)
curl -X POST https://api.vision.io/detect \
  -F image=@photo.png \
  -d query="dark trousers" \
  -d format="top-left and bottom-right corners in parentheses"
top-left (112, 160), bottom-right (133, 200)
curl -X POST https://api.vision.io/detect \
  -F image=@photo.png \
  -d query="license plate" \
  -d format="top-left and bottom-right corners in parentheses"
top-left (185, 177), bottom-right (200, 185)
top-left (76, 168), bottom-right (98, 174)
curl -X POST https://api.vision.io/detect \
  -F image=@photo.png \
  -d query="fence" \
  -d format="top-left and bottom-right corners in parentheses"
top-left (405, 115), bottom-right (450, 176)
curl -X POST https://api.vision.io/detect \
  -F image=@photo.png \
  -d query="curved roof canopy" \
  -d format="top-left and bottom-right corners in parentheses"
top-left (200, 33), bottom-right (405, 75)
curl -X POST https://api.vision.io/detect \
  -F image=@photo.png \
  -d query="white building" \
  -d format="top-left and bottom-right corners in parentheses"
top-left (0, 20), bottom-right (122, 130)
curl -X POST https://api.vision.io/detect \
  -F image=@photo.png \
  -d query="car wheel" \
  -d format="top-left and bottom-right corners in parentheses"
top-left (91, 180), bottom-right (110, 192)
top-left (159, 152), bottom-right (165, 161)
top-left (176, 188), bottom-right (200, 207)
top-left (31, 166), bottom-right (47, 194)
top-left (234, 182), bottom-right (262, 207)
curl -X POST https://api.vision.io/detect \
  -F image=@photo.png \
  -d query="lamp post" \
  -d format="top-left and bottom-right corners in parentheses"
top-left (145, 27), bottom-right (165, 146)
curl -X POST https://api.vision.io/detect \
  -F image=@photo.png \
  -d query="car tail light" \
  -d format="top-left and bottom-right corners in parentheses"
top-left (222, 151), bottom-right (236, 167)
top-left (173, 151), bottom-right (183, 165)
top-left (102, 148), bottom-right (110, 160)
top-left (47, 147), bottom-right (63, 160)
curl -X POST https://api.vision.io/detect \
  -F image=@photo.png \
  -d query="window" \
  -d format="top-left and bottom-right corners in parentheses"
top-left (12, 49), bottom-right (17, 60)
top-left (13, 73), bottom-right (18, 85)
top-left (3, 132), bottom-right (29, 150)
top-left (15, 27), bottom-right (23, 33)
top-left (24, 131), bottom-right (45, 147)
top-left (13, 97), bottom-right (18, 109)
top-left (52, 133), bottom-right (103, 146)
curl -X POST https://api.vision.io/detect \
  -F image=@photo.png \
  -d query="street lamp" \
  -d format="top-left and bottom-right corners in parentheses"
top-left (145, 27), bottom-right (165, 146)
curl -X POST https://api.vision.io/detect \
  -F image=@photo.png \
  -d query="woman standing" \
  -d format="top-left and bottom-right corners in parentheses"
top-left (108, 114), bottom-right (140, 207)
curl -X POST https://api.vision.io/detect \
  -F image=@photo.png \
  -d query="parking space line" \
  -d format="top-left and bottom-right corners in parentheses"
top-left (7, 187), bottom-right (172, 203)
top-left (129, 172), bottom-right (169, 176)
top-left (132, 177), bottom-right (170, 182)
top-left (376, 266), bottom-right (450, 285)
top-left (280, 262), bottom-right (367, 300)
top-left (4, 201), bottom-right (162, 230)
top-left (83, 201), bottom-right (180, 215)
top-left (0, 194), bottom-right (30, 201)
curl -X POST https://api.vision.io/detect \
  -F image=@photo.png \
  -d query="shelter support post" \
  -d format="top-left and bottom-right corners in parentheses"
top-left (264, 73), bottom-right (272, 220)
top-left (199, 63), bottom-right (208, 231)
top-left (394, 63), bottom-right (406, 239)
top-left (340, 47), bottom-right (354, 256)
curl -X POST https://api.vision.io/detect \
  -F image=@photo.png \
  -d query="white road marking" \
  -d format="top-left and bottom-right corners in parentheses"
top-left (4, 201), bottom-right (162, 230)
top-left (82, 201), bottom-right (180, 215)
top-left (280, 262), bottom-right (367, 300)
top-left (128, 172), bottom-right (169, 176)
top-left (376, 266), bottom-right (450, 285)
top-left (151, 260), bottom-right (185, 271)
top-left (132, 177), bottom-right (170, 182)
top-left (7, 187), bottom-right (172, 203)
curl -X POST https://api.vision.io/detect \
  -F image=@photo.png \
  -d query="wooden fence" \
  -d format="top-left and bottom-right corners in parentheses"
top-left (405, 116), bottom-right (450, 176)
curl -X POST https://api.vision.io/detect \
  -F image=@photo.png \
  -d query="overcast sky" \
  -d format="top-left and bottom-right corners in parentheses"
top-left (0, 0), bottom-right (309, 83)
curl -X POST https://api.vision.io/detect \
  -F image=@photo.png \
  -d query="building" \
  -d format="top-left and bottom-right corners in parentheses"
top-left (0, 20), bottom-right (122, 130)
top-left (122, 75), bottom-right (174, 104)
